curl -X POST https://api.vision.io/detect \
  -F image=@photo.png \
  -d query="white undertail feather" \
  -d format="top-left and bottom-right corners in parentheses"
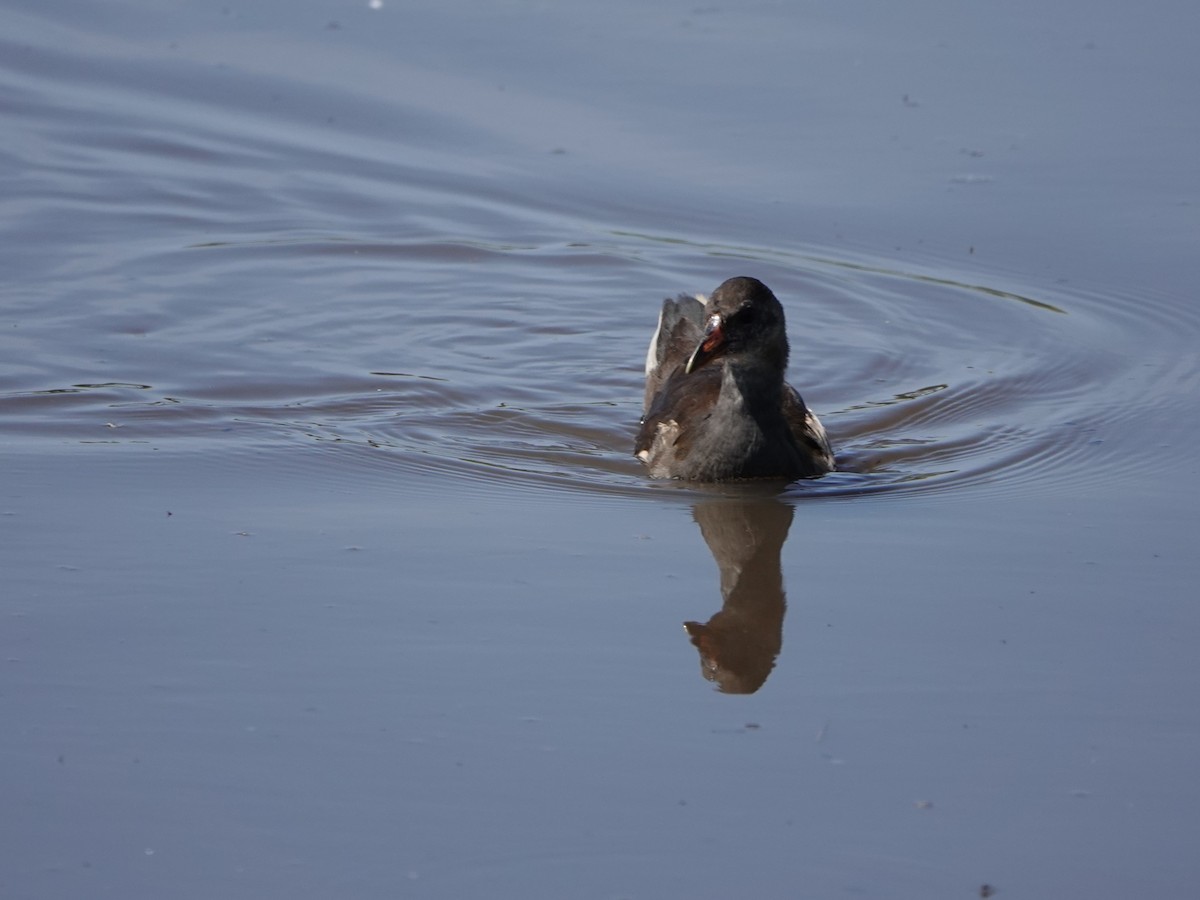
top-left (644, 310), bottom-right (663, 377)
top-left (645, 293), bottom-right (707, 377)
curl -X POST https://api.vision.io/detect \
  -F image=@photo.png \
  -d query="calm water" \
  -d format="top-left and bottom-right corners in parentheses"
top-left (3, 1), bottom-right (1199, 898)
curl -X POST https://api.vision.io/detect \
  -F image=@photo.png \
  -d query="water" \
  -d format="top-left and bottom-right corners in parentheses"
top-left (3, 2), bottom-right (1199, 898)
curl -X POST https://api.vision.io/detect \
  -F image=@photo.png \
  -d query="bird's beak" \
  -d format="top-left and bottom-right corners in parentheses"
top-left (684, 314), bottom-right (726, 374)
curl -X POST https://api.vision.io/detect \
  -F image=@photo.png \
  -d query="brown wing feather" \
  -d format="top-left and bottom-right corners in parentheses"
top-left (636, 364), bottom-right (723, 463)
top-left (783, 385), bottom-right (835, 470)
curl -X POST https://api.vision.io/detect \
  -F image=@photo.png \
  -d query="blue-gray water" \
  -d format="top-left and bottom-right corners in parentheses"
top-left (3, 2), bottom-right (1198, 898)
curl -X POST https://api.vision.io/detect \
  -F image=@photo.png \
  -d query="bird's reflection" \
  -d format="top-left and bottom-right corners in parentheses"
top-left (684, 494), bottom-right (794, 694)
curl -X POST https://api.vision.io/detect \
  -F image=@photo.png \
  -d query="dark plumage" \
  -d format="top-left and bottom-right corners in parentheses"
top-left (635, 276), bottom-right (834, 481)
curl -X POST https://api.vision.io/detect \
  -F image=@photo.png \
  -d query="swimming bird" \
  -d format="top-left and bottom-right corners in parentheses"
top-left (635, 276), bottom-right (834, 481)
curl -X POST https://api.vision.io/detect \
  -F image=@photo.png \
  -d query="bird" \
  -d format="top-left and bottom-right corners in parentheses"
top-left (635, 276), bottom-right (834, 481)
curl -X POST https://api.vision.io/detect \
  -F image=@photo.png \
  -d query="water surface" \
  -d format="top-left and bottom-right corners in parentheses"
top-left (3, 2), bottom-right (1199, 898)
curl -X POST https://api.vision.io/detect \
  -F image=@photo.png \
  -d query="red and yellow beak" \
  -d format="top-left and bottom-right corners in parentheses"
top-left (684, 314), bottom-right (726, 374)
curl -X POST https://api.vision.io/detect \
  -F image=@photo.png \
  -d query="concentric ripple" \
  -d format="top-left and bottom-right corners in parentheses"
top-left (6, 231), bottom-right (1194, 508)
top-left (3, 21), bottom-right (1193, 508)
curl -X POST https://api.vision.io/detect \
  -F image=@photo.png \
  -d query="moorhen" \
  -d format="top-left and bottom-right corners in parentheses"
top-left (635, 276), bottom-right (834, 481)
